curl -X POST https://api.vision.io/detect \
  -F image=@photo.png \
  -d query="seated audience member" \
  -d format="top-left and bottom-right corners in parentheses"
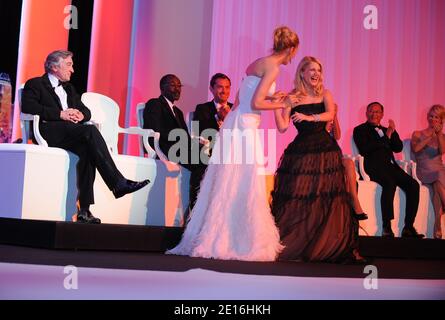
top-left (353, 102), bottom-right (423, 238)
top-left (143, 74), bottom-right (199, 219)
top-left (22, 50), bottom-right (150, 224)
top-left (190, 73), bottom-right (233, 208)
top-left (411, 104), bottom-right (445, 239)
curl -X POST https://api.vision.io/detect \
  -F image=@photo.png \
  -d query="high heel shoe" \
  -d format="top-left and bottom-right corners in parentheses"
top-left (342, 249), bottom-right (368, 264)
top-left (352, 249), bottom-right (368, 264)
top-left (353, 212), bottom-right (368, 220)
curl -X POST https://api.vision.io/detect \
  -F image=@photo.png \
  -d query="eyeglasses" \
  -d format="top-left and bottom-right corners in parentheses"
top-left (168, 83), bottom-right (183, 89)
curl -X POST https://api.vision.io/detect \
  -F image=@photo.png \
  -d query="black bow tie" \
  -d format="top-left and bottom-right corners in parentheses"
top-left (370, 124), bottom-right (382, 129)
top-left (55, 80), bottom-right (67, 88)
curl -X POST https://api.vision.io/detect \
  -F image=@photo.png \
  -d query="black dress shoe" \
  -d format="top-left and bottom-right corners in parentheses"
top-left (76, 209), bottom-right (101, 224)
top-left (112, 178), bottom-right (150, 199)
top-left (342, 250), bottom-right (368, 265)
top-left (382, 226), bottom-right (394, 238)
top-left (353, 212), bottom-right (368, 220)
top-left (401, 226), bottom-right (425, 238)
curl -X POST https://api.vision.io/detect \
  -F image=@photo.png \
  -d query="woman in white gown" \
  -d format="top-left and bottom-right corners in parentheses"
top-left (167, 26), bottom-right (300, 261)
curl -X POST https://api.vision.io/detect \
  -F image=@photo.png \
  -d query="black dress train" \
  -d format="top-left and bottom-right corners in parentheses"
top-left (271, 102), bottom-right (358, 262)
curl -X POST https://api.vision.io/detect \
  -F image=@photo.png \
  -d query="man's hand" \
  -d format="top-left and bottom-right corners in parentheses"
top-left (60, 108), bottom-right (84, 123)
top-left (217, 104), bottom-right (230, 122)
top-left (386, 119), bottom-right (396, 138)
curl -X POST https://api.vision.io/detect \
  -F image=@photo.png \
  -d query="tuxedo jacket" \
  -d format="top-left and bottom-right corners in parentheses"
top-left (21, 73), bottom-right (91, 146)
top-left (143, 95), bottom-right (191, 162)
top-left (193, 100), bottom-right (233, 137)
top-left (353, 121), bottom-right (403, 177)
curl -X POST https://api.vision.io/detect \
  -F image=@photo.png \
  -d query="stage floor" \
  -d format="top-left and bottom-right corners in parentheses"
top-left (1, 217), bottom-right (444, 300)
top-left (0, 244), bottom-right (444, 280)
top-left (1, 256), bottom-right (444, 300)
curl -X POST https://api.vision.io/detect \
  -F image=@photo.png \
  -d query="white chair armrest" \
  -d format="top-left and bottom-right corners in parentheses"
top-left (191, 135), bottom-right (211, 156)
top-left (20, 113), bottom-right (49, 147)
top-left (356, 154), bottom-right (371, 181)
top-left (118, 126), bottom-right (168, 160)
top-left (31, 115), bottom-right (49, 147)
top-left (396, 159), bottom-right (409, 173)
top-left (409, 160), bottom-right (421, 184)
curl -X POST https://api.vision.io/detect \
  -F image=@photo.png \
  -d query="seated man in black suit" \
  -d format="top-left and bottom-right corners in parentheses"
top-left (143, 74), bottom-right (192, 166)
top-left (143, 74), bottom-right (201, 219)
top-left (22, 50), bottom-right (150, 224)
top-left (353, 101), bottom-right (423, 238)
top-left (190, 73), bottom-right (233, 208)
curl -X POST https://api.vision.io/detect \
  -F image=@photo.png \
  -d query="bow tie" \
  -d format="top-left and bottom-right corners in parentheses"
top-left (370, 124), bottom-right (382, 129)
top-left (54, 80), bottom-right (66, 88)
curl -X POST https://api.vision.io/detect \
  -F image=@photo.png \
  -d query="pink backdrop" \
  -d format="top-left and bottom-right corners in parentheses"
top-left (207, 0), bottom-right (445, 167)
top-left (12, 0), bottom-right (445, 170)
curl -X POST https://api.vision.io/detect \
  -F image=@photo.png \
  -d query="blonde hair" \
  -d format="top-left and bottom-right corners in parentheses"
top-left (428, 104), bottom-right (445, 120)
top-left (293, 56), bottom-right (324, 97)
top-left (273, 26), bottom-right (299, 53)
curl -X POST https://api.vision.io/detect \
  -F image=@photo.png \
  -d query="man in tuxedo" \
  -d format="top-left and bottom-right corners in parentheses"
top-left (143, 74), bottom-right (201, 219)
top-left (189, 73), bottom-right (233, 208)
top-left (22, 50), bottom-right (150, 224)
top-left (353, 102), bottom-right (423, 238)
top-left (143, 74), bottom-right (192, 166)
top-left (193, 73), bottom-right (232, 137)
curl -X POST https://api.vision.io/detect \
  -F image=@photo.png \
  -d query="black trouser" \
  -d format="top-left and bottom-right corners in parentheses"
top-left (369, 163), bottom-right (420, 228)
top-left (189, 164), bottom-right (207, 210)
top-left (43, 123), bottom-right (124, 207)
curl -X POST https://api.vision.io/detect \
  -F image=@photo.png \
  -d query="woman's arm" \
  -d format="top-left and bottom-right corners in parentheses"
top-left (250, 63), bottom-right (287, 111)
top-left (437, 132), bottom-right (445, 155)
top-left (292, 89), bottom-right (336, 123)
top-left (330, 115), bottom-right (341, 140)
top-left (411, 130), bottom-right (433, 153)
top-left (330, 104), bottom-right (341, 140)
top-left (274, 107), bottom-right (292, 133)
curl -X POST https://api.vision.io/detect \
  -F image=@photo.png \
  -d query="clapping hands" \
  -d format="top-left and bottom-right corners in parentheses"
top-left (216, 104), bottom-right (231, 126)
top-left (433, 122), bottom-right (443, 134)
top-left (386, 119), bottom-right (396, 138)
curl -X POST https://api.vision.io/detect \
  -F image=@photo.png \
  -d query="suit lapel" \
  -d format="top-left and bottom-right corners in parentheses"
top-left (160, 95), bottom-right (177, 122)
top-left (209, 101), bottom-right (217, 115)
top-left (64, 84), bottom-right (74, 107)
top-left (160, 95), bottom-right (187, 130)
top-left (43, 74), bottom-right (63, 110)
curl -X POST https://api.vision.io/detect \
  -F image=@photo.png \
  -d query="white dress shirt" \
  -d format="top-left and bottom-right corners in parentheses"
top-left (48, 73), bottom-right (68, 111)
top-left (163, 96), bottom-right (176, 116)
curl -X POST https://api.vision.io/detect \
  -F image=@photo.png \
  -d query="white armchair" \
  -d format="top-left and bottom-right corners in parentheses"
top-left (0, 86), bottom-right (78, 221)
top-left (81, 92), bottom-right (162, 225)
top-left (136, 102), bottom-right (190, 227)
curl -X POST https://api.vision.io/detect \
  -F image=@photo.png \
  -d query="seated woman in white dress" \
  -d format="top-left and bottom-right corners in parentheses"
top-left (167, 26), bottom-right (300, 261)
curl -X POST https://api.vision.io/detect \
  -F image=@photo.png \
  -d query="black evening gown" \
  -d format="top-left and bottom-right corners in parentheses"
top-left (271, 102), bottom-right (358, 262)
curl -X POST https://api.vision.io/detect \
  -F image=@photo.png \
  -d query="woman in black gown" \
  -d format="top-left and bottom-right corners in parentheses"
top-left (272, 56), bottom-right (363, 263)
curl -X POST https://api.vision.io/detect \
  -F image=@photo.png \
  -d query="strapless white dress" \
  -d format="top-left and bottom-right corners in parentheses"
top-left (167, 76), bottom-right (283, 261)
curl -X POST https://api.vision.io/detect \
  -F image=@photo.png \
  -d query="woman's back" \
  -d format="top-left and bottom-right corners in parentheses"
top-left (237, 75), bottom-right (276, 114)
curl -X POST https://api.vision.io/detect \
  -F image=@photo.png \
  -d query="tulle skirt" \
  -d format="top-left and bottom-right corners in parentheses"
top-left (271, 129), bottom-right (358, 262)
top-left (167, 109), bottom-right (283, 261)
